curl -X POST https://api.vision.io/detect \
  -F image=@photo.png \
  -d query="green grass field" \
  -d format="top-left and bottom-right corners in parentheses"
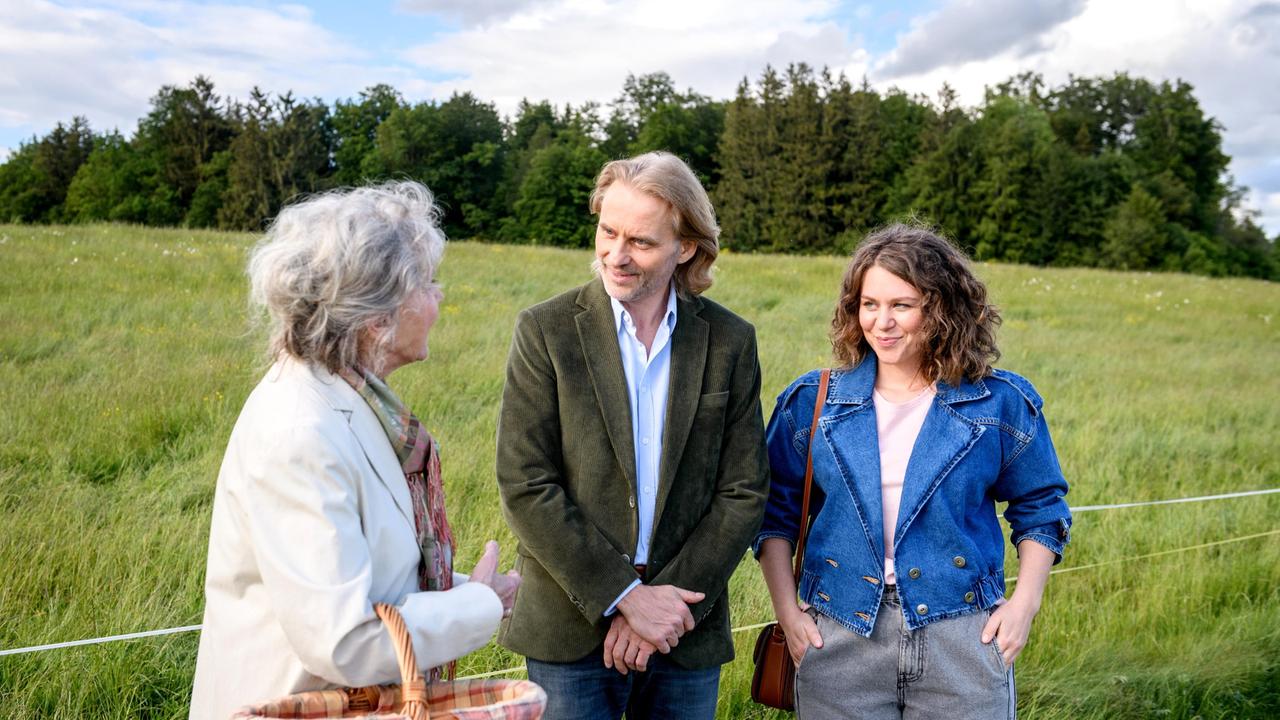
top-left (1, 223), bottom-right (1277, 719)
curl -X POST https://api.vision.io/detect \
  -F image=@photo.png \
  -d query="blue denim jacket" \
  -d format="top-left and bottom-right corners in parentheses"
top-left (754, 357), bottom-right (1071, 636)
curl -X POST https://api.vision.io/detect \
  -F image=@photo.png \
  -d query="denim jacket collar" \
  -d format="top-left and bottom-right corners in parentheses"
top-left (827, 355), bottom-right (991, 406)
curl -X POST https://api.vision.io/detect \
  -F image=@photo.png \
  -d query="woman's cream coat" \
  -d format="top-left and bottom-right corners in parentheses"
top-left (190, 359), bottom-right (501, 720)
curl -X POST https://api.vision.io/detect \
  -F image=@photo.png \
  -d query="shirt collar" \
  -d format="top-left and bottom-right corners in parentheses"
top-left (610, 284), bottom-right (678, 336)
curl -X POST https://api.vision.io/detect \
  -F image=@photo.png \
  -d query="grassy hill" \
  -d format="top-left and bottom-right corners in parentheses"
top-left (1, 223), bottom-right (1277, 718)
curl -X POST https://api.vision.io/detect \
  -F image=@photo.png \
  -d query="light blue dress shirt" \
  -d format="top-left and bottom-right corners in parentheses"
top-left (603, 284), bottom-right (677, 615)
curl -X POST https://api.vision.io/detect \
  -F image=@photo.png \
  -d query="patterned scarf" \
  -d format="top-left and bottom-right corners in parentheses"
top-left (340, 367), bottom-right (456, 680)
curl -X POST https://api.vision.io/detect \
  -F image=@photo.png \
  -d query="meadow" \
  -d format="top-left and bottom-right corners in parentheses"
top-left (0, 223), bottom-right (1277, 719)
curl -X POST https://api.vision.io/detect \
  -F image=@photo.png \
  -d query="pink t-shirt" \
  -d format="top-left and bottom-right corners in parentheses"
top-left (873, 385), bottom-right (936, 585)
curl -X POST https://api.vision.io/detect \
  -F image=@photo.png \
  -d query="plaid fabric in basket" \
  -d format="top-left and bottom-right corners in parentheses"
top-left (231, 678), bottom-right (546, 720)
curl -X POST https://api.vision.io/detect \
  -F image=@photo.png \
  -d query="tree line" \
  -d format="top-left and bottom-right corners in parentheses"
top-left (1, 68), bottom-right (1275, 280)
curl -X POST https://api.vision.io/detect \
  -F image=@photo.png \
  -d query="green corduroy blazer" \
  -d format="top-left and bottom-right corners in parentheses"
top-left (495, 278), bottom-right (770, 669)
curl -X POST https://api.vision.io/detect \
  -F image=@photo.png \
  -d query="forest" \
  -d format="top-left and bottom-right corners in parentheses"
top-left (1, 66), bottom-right (1274, 279)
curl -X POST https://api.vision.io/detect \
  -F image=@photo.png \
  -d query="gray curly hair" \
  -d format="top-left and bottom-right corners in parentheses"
top-left (248, 181), bottom-right (445, 375)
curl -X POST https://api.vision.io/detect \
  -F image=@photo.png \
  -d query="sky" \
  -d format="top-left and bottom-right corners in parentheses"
top-left (2, 0), bottom-right (1277, 235)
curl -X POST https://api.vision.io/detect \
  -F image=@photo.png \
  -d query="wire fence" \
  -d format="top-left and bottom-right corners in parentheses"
top-left (2, 486), bottom-right (1277, 661)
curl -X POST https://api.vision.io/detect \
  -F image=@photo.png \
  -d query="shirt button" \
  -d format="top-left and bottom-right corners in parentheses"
top-left (908, 567), bottom-right (921, 579)
top-left (964, 592), bottom-right (976, 604)
top-left (953, 556), bottom-right (967, 568)
top-left (646, 485), bottom-right (655, 494)
top-left (916, 604), bottom-right (929, 616)
top-left (642, 437), bottom-right (649, 445)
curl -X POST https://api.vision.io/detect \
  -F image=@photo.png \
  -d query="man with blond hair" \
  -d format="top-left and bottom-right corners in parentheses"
top-left (496, 152), bottom-right (768, 719)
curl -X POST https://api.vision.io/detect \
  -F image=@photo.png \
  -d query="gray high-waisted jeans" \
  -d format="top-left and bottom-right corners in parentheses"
top-left (795, 586), bottom-right (1015, 719)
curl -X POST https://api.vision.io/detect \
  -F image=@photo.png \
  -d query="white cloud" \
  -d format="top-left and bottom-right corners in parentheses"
top-left (1254, 189), bottom-right (1280, 239)
top-left (866, 0), bottom-right (1280, 235)
top-left (399, 0), bottom-right (556, 26)
top-left (0, 1), bottom-right (406, 139)
top-left (878, 0), bottom-right (1087, 79)
top-left (401, 0), bottom-right (869, 114)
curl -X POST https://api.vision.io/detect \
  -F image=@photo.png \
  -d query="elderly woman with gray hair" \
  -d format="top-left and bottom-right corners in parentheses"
top-left (190, 182), bottom-right (519, 720)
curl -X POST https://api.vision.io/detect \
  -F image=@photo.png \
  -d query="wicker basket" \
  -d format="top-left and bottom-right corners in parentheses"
top-left (231, 603), bottom-right (545, 720)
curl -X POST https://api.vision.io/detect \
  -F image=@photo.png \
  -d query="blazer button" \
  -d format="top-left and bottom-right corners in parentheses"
top-left (916, 603), bottom-right (929, 616)
top-left (628, 496), bottom-right (636, 508)
top-left (964, 591), bottom-right (976, 603)
top-left (907, 567), bottom-right (921, 579)
top-left (953, 556), bottom-right (966, 568)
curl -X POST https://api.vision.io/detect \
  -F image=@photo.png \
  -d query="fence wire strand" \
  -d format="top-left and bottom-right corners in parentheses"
top-left (2, 488), bottom-right (1277, 660)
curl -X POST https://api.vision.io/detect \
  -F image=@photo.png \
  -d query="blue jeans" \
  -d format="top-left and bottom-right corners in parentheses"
top-left (526, 648), bottom-right (721, 720)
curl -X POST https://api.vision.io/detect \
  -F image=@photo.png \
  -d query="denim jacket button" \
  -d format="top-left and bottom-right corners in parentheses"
top-left (908, 567), bottom-right (921, 579)
top-left (915, 603), bottom-right (929, 616)
top-left (964, 591), bottom-right (976, 603)
top-left (953, 556), bottom-right (966, 568)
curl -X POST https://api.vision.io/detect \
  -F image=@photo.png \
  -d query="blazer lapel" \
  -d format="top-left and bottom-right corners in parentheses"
top-left (652, 295), bottom-right (707, 532)
top-left (575, 282), bottom-right (638, 492)
top-left (291, 359), bottom-right (418, 533)
top-left (345, 398), bottom-right (418, 532)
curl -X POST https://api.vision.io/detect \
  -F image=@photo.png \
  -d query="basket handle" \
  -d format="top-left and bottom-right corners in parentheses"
top-left (373, 602), bottom-right (430, 720)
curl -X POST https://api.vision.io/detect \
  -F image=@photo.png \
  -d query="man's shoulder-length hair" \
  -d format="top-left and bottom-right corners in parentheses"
top-left (589, 151), bottom-right (719, 297)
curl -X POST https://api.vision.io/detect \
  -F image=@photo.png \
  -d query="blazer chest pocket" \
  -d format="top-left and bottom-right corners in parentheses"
top-left (696, 391), bottom-right (729, 420)
top-left (693, 390), bottom-right (730, 465)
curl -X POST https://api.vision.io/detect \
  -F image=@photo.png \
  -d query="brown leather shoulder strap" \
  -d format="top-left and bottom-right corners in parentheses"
top-left (792, 368), bottom-right (830, 582)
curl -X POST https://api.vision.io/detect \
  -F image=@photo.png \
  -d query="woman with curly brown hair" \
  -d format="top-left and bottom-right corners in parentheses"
top-left (755, 224), bottom-right (1072, 719)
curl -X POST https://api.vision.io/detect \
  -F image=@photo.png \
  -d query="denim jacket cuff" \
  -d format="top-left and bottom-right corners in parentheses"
top-left (1012, 518), bottom-right (1070, 563)
top-left (751, 531), bottom-right (796, 559)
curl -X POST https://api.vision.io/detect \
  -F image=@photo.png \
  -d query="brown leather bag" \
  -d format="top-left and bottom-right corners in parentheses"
top-left (750, 369), bottom-right (830, 711)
